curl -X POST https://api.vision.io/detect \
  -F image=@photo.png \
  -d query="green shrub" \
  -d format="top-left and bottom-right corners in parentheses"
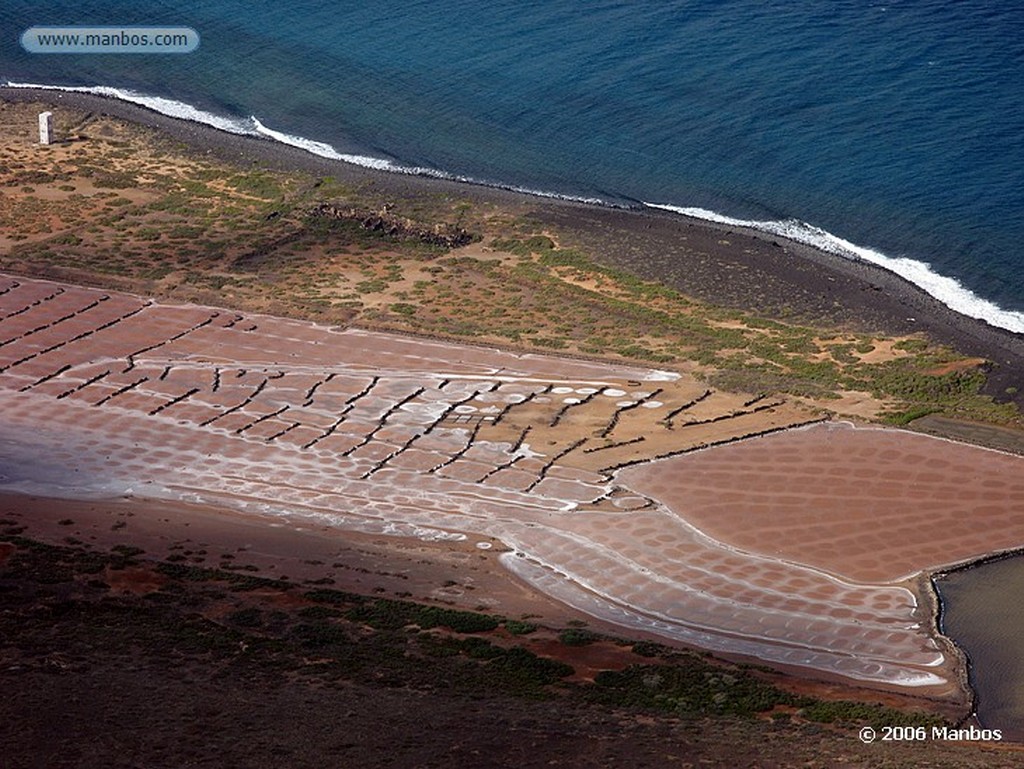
top-left (346, 599), bottom-right (500, 633)
top-left (894, 338), bottom-right (929, 353)
top-left (303, 588), bottom-right (363, 605)
top-left (297, 605), bottom-right (344, 620)
top-left (591, 663), bottom-right (797, 717)
top-left (292, 621), bottom-right (352, 649)
top-left (504, 620), bottom-right (538, 636)
top-left (390, 302), bottom-right (417, 316)
top-left (490, 646), bottom-right (574, 687)
top-left (883, 405), bottom-right (939, 425)
top-left (631, 640), bottom-right (665, 658)
top-left (800, 700), bottom-right (945, 728)
top-left (559, 628), bottom-right (598, 646)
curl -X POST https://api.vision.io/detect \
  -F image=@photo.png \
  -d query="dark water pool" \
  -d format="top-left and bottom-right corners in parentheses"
top-left (936, 554), bottom-right (1024, 740)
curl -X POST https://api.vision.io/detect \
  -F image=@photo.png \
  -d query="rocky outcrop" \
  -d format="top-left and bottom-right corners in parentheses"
top-left (309, 203), bottom-right (476, 249)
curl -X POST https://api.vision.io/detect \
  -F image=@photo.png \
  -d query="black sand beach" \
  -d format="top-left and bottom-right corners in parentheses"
top-left (3, 86), bottom-right (1021, 407)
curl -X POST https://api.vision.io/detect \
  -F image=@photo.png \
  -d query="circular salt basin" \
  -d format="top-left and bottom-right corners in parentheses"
top-left (504, 394), bottom-right (527, 404)
top-left (602, 388), bottom-right (626, 397)
top-left (641, 400), bottom-right (664, 409)
top-left (613, 496), bottom-right (649, 509)
top-left (475, 542), bottom-right (492, 550)
top-left (562, 397), bottom-right (582, 404)
top-left (454, 405), bottom-right (478, 414)
top-left (552, 386), bottom-right (575, 394)
top-left (616, 400), bottom-right (635, 407)
top-left (398, 402), bottom-right (447, 419)
top-left (533, 396), bottom-right (551, 404)
top-left (575, 387), bottom-right (598, 395)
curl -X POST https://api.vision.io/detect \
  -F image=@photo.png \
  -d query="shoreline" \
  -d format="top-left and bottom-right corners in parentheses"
top-left (926, 534), bottom-right (1024, 729)
top-left (2, 85), bottom-right (1023, 409)
top-left (6, 80), bottom-right (1024, 341)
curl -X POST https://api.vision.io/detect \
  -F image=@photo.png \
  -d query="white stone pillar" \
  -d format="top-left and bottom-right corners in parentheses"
top-left (38, 111), bottom-right (53, 145)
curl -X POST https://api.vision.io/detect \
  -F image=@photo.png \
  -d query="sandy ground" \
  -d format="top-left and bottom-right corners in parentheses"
top-left (4, 88), bottom-right (1024, 761)
top-left (0, 492), bottom-right (581, 625)
top-left (2, 92), bottom-right (1021, 702)
top-left (0, 491), bottom-right (970, 722)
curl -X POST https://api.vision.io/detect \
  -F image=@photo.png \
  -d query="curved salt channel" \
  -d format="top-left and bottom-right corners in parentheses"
top-left (500, 553), bottom-right (944, 687)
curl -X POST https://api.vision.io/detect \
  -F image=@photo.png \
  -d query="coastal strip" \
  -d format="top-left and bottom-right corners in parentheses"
top-left (2, 85), bottom-right (1023, 415)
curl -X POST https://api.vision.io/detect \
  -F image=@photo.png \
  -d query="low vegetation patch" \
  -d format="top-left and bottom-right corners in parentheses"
top-left (0, 532), bottom-right (951, 734)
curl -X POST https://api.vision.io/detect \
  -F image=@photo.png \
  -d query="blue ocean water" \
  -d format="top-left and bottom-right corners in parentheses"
top-left (3, 1), bottom-right (1024, 331)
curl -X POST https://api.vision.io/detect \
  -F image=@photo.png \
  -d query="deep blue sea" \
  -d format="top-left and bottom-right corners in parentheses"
top-left (4, 1), bottom-right (1024, 332)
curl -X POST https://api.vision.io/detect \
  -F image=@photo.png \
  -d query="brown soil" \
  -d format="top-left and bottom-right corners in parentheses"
top-left (0, 493), bottom-right (587, 628)
top-left (2, 95), bottom-right (1021, 431)
top-left (925, 357), bottom-right (988, 375)
top-left (102, 564), bottom-right (168, 595)
top-left (2, 89), bottom-right (1024, 769)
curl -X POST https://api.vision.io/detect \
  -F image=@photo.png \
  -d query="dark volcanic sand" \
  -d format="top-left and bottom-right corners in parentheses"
top-left (3, 86), bottom-right (1022, 408)
top-left (532, 206), bottom-right (1024, 405)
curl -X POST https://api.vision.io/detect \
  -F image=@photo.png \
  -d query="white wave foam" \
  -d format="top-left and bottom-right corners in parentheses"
top-left (252, 115), bottom-right (440, 174)
top-left (250, 116), bottom-right (606, 204)
top-left (645, 202), bottom-right (1024, 335)
top-left (4, 79), bottom-right (607, 204)
top-left (4, 80), bottom-right (256, 135)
